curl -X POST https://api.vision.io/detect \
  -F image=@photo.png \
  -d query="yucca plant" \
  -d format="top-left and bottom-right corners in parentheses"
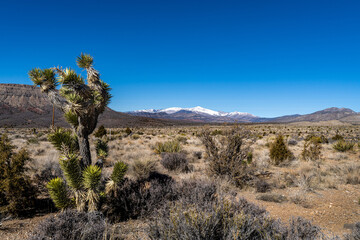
top-left (29, 53), bottom-right (111, 167)
top-left (83, 165), bottom-right (102, 212)
top-left (105, 161), bottom-right (128, 195)
top-left (47, 178), bottom-right (70, 210)
top-left (48, 128), bottom-right (79, 153)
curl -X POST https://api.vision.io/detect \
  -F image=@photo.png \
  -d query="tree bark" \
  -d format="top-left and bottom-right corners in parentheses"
top-left (78, 135), bottom-right (91, 168)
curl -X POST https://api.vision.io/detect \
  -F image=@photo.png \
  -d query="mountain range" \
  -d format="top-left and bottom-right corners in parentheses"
top-left (1, 83), bottom-right (360, 127)
top-left (128, 106), bottom-right (360, 124)
top-left (0, 84), bottom-right (185, 128)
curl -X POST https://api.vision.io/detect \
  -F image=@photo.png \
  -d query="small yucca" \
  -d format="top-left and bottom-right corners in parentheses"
top-left (106, 161), bottom-right (128, 195)
top-left (96, 139), bottom-right (108, 158)
top-left (47, 178), bottom-right (70, 210)
top-left (83, 165), bottom-right (102, 211)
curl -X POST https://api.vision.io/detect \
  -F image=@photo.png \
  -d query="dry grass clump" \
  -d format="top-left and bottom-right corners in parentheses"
top-left (132, 159), bottom-right (157, 180)
top-left (332, 140), bottom-right (354, 152)
top-left (344, 164), bottom-right (360, 185)
top-left (154, 140), bottom-right (181, 154)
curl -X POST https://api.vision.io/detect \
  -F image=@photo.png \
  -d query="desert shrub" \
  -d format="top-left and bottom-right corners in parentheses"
top-left (200, 128), bottom-right (254, 188)
top-left (132, 159), bottom-right (157, 180)
top-left (305, 134), bottom-right (328, 144)
top-left (131, 134), bottom-right (140, 140)
top-left (176, 179), bottom-right (217, 204)
top-left (148, 194), bottom-right (288, 240)
top-left (344, 222), bottom-right (360, 240)
top-left (27, 137), bottom-right (39, 144)
top-left (301, 139), bottom-right (321, 161)
top-left (210, 129), bottom-right (223, 135)
top-left (344, 164), bottom-right (360, 185)
top-left (332, 133), bottom-right (344, 141)
top-left (176, 136), bottom-right (188, 144)
top-left (256, 193), bottom-right (288, 203)
top-left (125, 127), bottom-right (132, 135)
top-left (255, 179), bottom-right (272, 193)
top-left (103, 172), bottom-right (176, 222)
top-left (160, 152), bottom-right (190, 172)
top-left (0, 134), bottom-right (37, 216)
top-left (94, 125), bottom-right (107, 138)
top-left (269, 135), bottom-right (294, 165)
top-left (333, 140), bottom-right (354, 152)
top-left (286, 217), bottom-right (324, 239)
top-left (28, 210), bottom-right (106, 240)
top-left (154, 140), bottom-right (181, 154)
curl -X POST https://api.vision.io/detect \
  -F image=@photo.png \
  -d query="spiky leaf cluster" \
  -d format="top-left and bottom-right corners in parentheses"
top-left (77, 53), bottom-right (94, 69)
top-left (47, 178), bottom-right (70, 210)
top-left (28, 68), bottom-right (58, 92)
top-left (83, 165), bottom-right (102, 190)
top-left (48, 128), bottom-right (79, 153)
top-left (59, 153), bottom-right (83, 190)
top-left (110, 161), bottom-right (128, 184)
top-left (29, 53), bottom-right (111, 131)
top-left (64, 110), bottom-right (79, 128)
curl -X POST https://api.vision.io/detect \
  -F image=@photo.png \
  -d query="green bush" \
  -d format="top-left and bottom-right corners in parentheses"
top-left (154, 140), bottom-right (181, 154)
top-left (269, 135), bottom-right (294, 165)
top-left (301, 139), bottom-right (321, 161)
top-left (332, 140), bottom-right (354, 152)
top-left (332, 133), bottom-right (344, 141)
top-left (200, 128), bottom-right (254, 188)
top-left (0, 134), bottom-right (37, 216)
top-left (305, 134), bottom-right (328, 144)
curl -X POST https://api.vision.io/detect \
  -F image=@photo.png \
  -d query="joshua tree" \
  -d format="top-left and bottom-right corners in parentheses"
top-left (29, 54), bottom-right (111, 167)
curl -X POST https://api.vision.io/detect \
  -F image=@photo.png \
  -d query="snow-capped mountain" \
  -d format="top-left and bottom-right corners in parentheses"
top-left (129, 106), bottom-right (258, 123)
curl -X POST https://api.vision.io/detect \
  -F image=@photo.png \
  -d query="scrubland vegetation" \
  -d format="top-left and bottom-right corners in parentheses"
top-left (0, 124), bottom-right (360, 239)
top-left (1, 55), bottom-right (359, 239)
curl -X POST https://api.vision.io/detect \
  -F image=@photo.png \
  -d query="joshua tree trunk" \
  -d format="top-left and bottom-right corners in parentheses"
top-left (78, 134), bottom-right (91, 167)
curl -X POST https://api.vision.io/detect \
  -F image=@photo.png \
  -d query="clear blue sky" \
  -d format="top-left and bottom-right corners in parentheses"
top-left (1, 0), bottom-right (359, 117)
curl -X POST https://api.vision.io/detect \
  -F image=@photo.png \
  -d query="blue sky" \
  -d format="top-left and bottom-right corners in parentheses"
top-left (1, 0), bottom-right (359, 117)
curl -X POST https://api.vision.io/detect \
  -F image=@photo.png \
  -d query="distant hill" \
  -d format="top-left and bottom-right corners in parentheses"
top-left (1, 84), bottom-right (359, 127)
top-left (129, 106), bottom-right (360, 124)
top-left (255, 107), bottom-right (358, 123)
top-left (0, 84), bottom-right (186, 128)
